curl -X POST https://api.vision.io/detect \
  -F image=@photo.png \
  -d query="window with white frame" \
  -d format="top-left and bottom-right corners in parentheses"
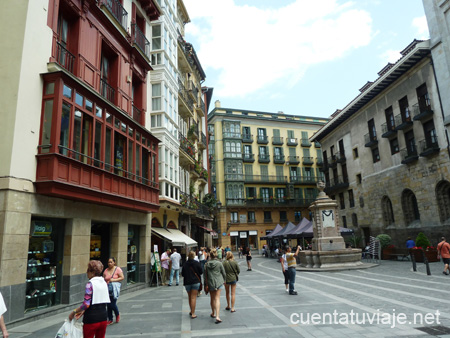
top-left (152, 24), bottom-right (161, 50)
top-left (152, 83), bottom-right (161, 111)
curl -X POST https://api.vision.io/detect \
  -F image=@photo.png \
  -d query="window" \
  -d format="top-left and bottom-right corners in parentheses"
top-left (275, 188), bottom-right (286, 202)
top-left (248, 211), bottom-right (256, 222)
top-left (390, 138), bottom-right (399, 154)
top-left (290, 167), bottom-right (299, 182)
top-left (399, 96), bottom-right (411, 122)
top-left (260, 165), bottom-right (268, 179)
top-left (294, 211), bottom-right (301, 222)
top-left (342, 216), bottom-right (347, 228)
top-left (368, 118), bottom-right (376, 140)
top-left (348, 189), bottom-right (355, 208)
top-left (402, 189), bottom-right (420, 225)
top-left (152, 24), bottom-right (161, 50)
top-left (280, 211), bottom-right (287, 221)
top-left (423, 120), bottom-right (437, 148)
top-left (244, 145), bottom-right (252, 156)
top-left (382, 196), bottom-right (395, 227)
top-left (404, 130), bottom-right (416, 156)
top-left (152, 83), bottom-right (161, 111)
top-left (436, 180), bottom-right (450, 222)
top-left (372, 147), bottom-right (380, 163)
top-left (356, 174), bottom-right (362, 184)
top-left (416, 83), bottom-right (431, 112)
top-left (257, 128), bottom-right (266, 141)
top-left (261, 188), bottom-right (271, 202)
top-left (246, 187), bottom-right (256, 199)
top-left (264, 211), bottom-right (272, 222)
top-left (230, 212), bottom-right (238, 223)
top-left (385, 106), bottom-right (394, 129)
top-left (242, 126), bottom-right (251, 136)
top-left (339, 193), bottom-right (345, 209)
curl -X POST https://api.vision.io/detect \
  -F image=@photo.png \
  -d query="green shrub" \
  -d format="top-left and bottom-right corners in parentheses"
top-left (415, 232), bottom-right (431, 248)
top-left (376, 234), bottom-right (392, 249)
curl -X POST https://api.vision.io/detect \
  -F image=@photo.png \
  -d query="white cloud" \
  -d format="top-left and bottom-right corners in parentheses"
top-left (184, 0), bottom-right (373, 98)
top-left (412, 15), bottom-right (429, 39)
top-left (380, 49), bottom-right (402, 64)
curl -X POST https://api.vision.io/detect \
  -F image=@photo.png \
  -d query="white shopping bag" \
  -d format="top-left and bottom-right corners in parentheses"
top-left (55, 319), bottom-right (83, 338)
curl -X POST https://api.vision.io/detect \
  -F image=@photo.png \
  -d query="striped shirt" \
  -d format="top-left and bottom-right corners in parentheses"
top-left (286, 253), bottom-right (296, 268)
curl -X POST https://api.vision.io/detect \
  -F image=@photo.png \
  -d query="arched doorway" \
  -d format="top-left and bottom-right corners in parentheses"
top-left (436, 180), bottom-right (450, 223)
top-left (381, 196), bottom-right (395, 227)
top-left (401, 189), bottom-right (420, 226)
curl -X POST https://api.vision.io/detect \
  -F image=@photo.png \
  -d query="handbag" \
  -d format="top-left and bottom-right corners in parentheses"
top-left (55, 319), bottom-right (83, 338)
top-left (108, 267), bottom-right (117, 297)
top-left (190, 266), bottom-right (202, 292)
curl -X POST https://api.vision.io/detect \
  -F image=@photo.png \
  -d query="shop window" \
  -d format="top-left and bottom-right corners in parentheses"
top-left (128, 225), bottom-right (140, 285)
top-left (90, 223), bottom-right (111, 264)
top-left (26, 219), bottom-right (64, 313)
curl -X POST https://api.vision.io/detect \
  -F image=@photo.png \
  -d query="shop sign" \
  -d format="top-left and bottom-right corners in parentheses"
top-left (240, 232), bottom-right (247, 238)
top-left (230, 231), bottom-right (239, 237)
top-left (249, 230), bottom-right (257, 236)
top-left (222, 232), bottom-right (227, 236)
top-left (31, 221), bottom-right (52, 237)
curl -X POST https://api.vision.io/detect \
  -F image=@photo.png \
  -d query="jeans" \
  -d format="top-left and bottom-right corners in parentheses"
top-left (169, 268), bottom-right (180, 285)
top-left (107, 297), bottom-right (119, 321)
top-left (288, 267), bottom-right (296, 293)
top-left (200, 260), bottom-right (207, 272)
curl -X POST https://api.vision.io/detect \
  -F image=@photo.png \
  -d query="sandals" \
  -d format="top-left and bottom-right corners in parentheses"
top-left (231, 309), bottom-right (236, 313)
top-left (225, 307), bottom-right (231, 311)
top-left (191, 315), bottom-right (197, 319)
top-left (210, 314), bottom-right (216, 318)
top-left (215, 319), bottom-right (222, 324)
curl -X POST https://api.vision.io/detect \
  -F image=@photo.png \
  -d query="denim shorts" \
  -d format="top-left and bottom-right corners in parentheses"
top-left (210, 284), bottom-right (224, 291)
top-left (226, 281), bottom-right (237, 285)
top-left (184, 283), bottom-right (201, 292)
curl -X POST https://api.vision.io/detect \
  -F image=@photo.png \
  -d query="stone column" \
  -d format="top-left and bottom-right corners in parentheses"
top-left (143, 213), bottom-right (152, 283)
top-left (62, 218), bottom-right (90, 304)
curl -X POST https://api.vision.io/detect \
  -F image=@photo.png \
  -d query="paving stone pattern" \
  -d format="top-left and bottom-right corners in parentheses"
top-left (7, 255), bottom-right (450, 337)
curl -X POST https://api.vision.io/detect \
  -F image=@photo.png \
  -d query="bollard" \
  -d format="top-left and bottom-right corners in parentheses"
top-left (411, 251), bottom-right (417, 271)
top-left (422, 250), bottom-right (431, 276)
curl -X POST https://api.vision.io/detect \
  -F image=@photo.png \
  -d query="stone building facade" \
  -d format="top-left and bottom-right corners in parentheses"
top-left (311, 39), bottom-right (450, 247)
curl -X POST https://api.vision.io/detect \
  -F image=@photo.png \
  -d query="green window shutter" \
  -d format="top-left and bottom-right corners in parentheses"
top-left (287, 130), bottom-right (294, 138)
top-left (273, 129), bottom-right (280, 137)
top-left (303, 148), bottom-right (310, 157)
top-left (289, 148), bottom-right (296, 157)
top-left (245, 164), bottom-right (253, 175)
top-left (316, 149), bottom-right (323, 160)
top-left (302, 167), bottom-right (306, 177)
top-left (301, 131), bottom-right (308, 139)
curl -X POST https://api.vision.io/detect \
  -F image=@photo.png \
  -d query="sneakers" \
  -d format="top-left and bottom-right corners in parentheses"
top-left (285, 289), bottom-right (289, 293)
top-left (176, 284), bottom-right (179, 286)
top-left (116, 315), bottom-right (120, 323)
top-left (289, 291), bottom-right (298, 295)
top-left (107, 320), bottom-right (113, 326)
top-left (443, 271), bottom-right (449, 275)
top-left (168, 284), bottom-right (172, 286)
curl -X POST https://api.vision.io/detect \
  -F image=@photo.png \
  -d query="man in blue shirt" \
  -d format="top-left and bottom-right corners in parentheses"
top-left (406, 237), bottom-right (415, 249)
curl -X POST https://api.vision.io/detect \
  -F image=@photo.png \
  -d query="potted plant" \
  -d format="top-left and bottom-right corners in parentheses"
top-left (411, 233), bottom-right (439, 262)
top-left (376, 234), bottom-right (392, 259)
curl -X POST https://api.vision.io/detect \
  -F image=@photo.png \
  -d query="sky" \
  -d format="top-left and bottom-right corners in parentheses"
top-left (183, 0), bottom-right (429, 119)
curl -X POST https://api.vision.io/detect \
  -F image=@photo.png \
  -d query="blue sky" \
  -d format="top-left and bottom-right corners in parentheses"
top-left (184, 0), bottom-right (429, 118)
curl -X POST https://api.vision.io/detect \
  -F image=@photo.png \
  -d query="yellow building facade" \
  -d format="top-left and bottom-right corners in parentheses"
top-left (208, 102), bottom-right (329, 250)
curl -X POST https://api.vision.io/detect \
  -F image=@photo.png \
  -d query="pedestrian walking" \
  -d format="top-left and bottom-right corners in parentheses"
top-left (245, 247), bottom-right (252, 271)
top-left (169, 248), bottom-right (182, 286)
top-left (0, 292), bottom-right (9, 338)
top-left (69, 260), bottom-right (110, 338)
top-left (437, 237), bottom-right (450, 275)
top-left (285, 245), bottom-right (301, 295)
top-left (160, 248), bottom-right (171, 285)
top-left (217, 246), bottom-right (223, 261)
top-left (204, 248), bottom-right (226, 324)
top-left (280, 249), bottom-right (289, 293)
top-left (223, 251), bottom-right (240, 312)
top-left (238, 246), bottom-right (243, 259)
top-left (103, 257), bottom-right (124, 325)
top-left (181, 251), bottom-right (203, 319)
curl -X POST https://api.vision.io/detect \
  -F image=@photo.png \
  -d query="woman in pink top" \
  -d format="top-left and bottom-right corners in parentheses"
top-left (103, 257), bottom-right (124, 325)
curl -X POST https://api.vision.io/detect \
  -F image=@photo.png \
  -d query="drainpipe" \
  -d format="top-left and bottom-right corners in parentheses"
top-left (430, 58), bottom-right (450, 159)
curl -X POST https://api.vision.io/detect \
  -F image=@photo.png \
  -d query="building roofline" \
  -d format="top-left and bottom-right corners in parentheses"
top-left (310, 39), bottom-right (431, 142)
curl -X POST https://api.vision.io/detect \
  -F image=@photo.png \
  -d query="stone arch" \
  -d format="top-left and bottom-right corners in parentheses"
top-left (167, 220), bottom-right (177, 229)
top-left (381, 195), bottom-right (395, 227)
top-left (152, 217), bottom-right (162, 228)
top-left (436, 180), bottom-right (450, 223)
top-left (401, 189), bottom-right (420, 226)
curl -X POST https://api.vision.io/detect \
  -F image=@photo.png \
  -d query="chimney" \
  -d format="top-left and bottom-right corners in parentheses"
top-left (215, 100), bottom-right (221, 108)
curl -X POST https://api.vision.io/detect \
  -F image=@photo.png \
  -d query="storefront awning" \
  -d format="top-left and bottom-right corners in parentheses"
top-left (151, 228), bottom-right (197, 247)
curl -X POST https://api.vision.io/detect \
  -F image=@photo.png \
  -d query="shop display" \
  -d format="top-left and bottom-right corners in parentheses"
top-left (90, 235), bottom-right (101, 260)
top-left (25, 238), bottom-right (57, 313)
top-left (127, 245), bottom-right (137, 284)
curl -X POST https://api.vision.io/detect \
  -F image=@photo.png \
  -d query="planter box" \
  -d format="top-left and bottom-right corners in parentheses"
top-left (411, 249), bottom-right (439, 263)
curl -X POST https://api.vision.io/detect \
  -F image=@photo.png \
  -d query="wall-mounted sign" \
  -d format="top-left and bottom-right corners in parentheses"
top-left (230, 231), bottom-right (239, 236)
top-left (240, 232), bottom-right (247, 238)
top-left (31, 221), bottom-right (52, 237)
top-left (239, 215), bottom-right (247, 223)
top-left (222, 232), bottom-right (227, 236)
top-left (249, 230), bottom-right (257, 235)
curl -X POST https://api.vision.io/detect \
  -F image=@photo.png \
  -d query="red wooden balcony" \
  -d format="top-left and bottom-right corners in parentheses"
top-left (35, 152), bottom-right (159, 213)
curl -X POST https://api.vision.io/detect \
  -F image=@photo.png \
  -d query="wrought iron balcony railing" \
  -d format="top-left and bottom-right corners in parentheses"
top-left (56, 41), bottom-right (75, 74)
top-left (101, 0), bottom-right (128, 30)
top-left (100, 78), bottom-right (115, 103)
top-left (131, 23), bottom-right (150, 59)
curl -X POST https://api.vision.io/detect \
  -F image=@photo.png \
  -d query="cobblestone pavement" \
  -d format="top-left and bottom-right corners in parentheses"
top-left (7, 255), bottom-right (450, 337)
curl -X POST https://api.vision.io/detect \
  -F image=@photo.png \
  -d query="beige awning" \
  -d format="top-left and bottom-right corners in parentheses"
top-left (151, 228), bottom-right (197, 247)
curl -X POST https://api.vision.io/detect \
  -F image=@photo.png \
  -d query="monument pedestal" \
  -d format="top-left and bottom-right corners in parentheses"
top-left (297, 181), bottom-right (366, 270)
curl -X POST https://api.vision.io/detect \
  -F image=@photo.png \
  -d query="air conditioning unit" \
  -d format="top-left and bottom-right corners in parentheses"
top-left (286, 162), bottom-right (290, 165)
